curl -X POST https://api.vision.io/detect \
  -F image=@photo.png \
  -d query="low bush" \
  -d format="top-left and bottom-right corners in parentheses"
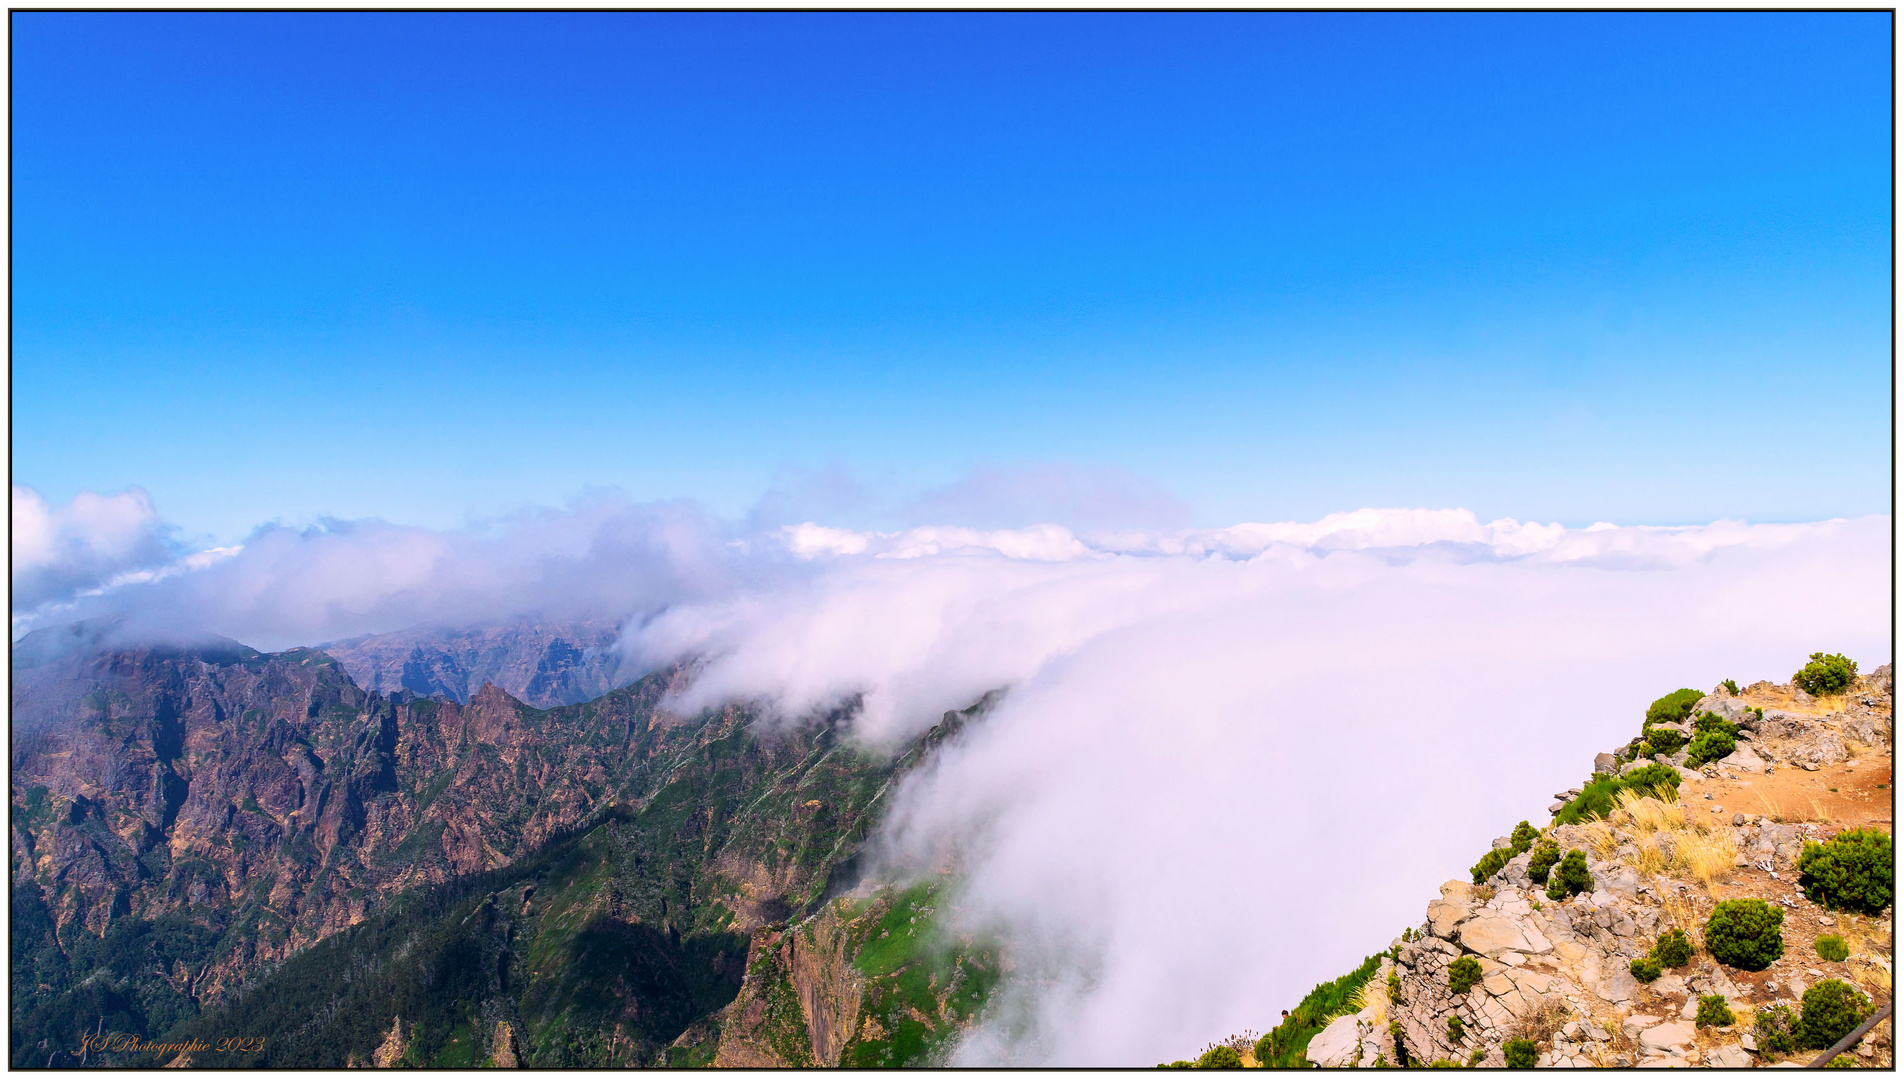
top-left (1470, 847), bottom-right (1511, 886)
top-left (1467, 1049), bottom-right (1483, 1066)
top-left (1644, 726), bottom-right (1687, 756)
top-left (1502, 1039), bottom-right (1538, 1069)
top-left (1653, 928), bottom-right (1694, 969)
top-left (1544, 850), bottom-right (1592, 901)
top-left (1509, 821), bottom-right (1539, 854)
top-left (1447, 957), bottom-right (1483, 996)
top-left (1388, 972), bottom-right (1402, 1004)
top-left (1721, 679), bottom-right (1741, 695)
top-left (1252, 1032), bottom-right (1274, 1067)
top-left (1796, 979), bottom-right (1870, 1049)
top-left (1645, 688), bottom-right (1704, 727)
top-left (1195, 1045), bottom-right (1242, 1069)
top-left (1554, 764), bottom-right (1681, 825)
top-left (1693, 710), bottom-right (1738, 737)
top-left (1754, 1006), bottom-right (1797, 1056)
top-left (1797, 828), bottom-right (1894, 915)
top-left (1694, 994), bottom-right (1734, 1028)
top-left (1685, 730), bottom-right (1736, 768)
top-left (1704, 899), bottom-right (1784, 971)
top-left (1628, 955), bottom-right (1662, 982)
top-left (1527, 841), bottom-right (1561, 885)
top-left (1814, 935), bottom-right (1850, 963)
top-left (1445, 1015), bottom-right (1463, 1043)
top-left (1793, 653), bottom-right (1857, 696)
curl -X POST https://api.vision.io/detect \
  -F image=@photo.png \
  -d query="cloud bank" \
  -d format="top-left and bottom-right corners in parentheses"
top-left (9, 486), bottom-right (1890, 1063)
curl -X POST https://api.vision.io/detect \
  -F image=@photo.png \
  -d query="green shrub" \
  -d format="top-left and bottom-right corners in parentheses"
top-left (1693, 710), bottom-right (1739, 737)
top-left (1527, 841), bottom-right (1561, 885)
top-left (1545, 850), bottom-right (1592, 900)
top-left (1445, 1015), bottom-right (1464, 1043)
top-left (1645, 688), bottom-right (1704, 727)
top-left (1704, 899), bottom-right (1784, 971)
top-left (1196, 1045), bottom-right (1242, 1068)
top-left (1793, 653), bottom-right (1857, 696)
top-left (1653, 928), bottom-right (1694, 968)
top-left (1695, 994), bottom-right (1735, 1028)
top-left (1755, 1006), bottom-right (1798, 1056)
top-left (1388, 971), bottom-right (1402, 1003)
top-left (1509, 821), bottom-right (1539, 854)
top-left (1160, 1061), bottom-right (1194, 1069)
top-left (1470, 847), bottom-right (1511, 885)
top-left (1467, 1049), bottom-right (1484, 1066)
top-left (1815, 934), bottom-right (1850, 963)
top-left (1797, 828), bottom-right (1894, 915)
top-left (1447, 957), bottom-right (1483, 996)
top-left (1797, 980), bottom-right (1870, 1049)
top-left (1388, 1021), bottom-right (1408, 1068)
top-left (1628, 955), bottom-right (1662, 982)
top-left (1721, 679), bottom-right (1741, 695)
top-left (1253, 1032), bottom-right (1275, 1067)
top-left (1644, 726), bottom-right (1687, 756)
top-left (1554, 764), bottom-right (1681, 825)
top-left (1826, 1055), bottom-right (1858, 1068)
top-left (1685, 730), bottom-right (1736, 768)
top-left (1502, 1039), bottom-right (1538, 1069)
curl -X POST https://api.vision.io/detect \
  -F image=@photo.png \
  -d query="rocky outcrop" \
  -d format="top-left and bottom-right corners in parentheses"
top-left (1355, 667), bottom-right (1894, 1069)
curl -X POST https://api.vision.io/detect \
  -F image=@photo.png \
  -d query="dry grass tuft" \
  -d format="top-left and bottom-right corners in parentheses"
top-left (1350, 979), bottom-right (1389, 1025)
top-left (1672, 827), bottom-right (1739, 887)
top-left (1751, 787), bottom-right (1786, 822)
top-left (1511, 999), bottom-right (1571, 1045)
top-left (1613, 789), bottom-right (1686, 839)
top-left (1633, 835), bottom-right (1670, 876)
top-left (1578, 821), bottom-right (1621, 860)
top-left (1658, 888), bottom-right (1703, 939)
top-left (1806, 796), bottom-right (1832, 823)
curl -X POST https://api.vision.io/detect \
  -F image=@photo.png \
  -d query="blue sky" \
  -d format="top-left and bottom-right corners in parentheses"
top-left (13, 11), bottom-right (1892, 543)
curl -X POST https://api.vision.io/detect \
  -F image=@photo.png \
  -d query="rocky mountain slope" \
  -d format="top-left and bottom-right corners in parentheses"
top-left (1230, 663), bottom-right (1894, 1071)
top-left (318, 619), bottom-right (628, 708)
top-left (10, 626), bottom-right (994, 1067)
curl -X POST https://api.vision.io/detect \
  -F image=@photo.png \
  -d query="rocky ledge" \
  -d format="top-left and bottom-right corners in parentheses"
top-left (1306, 666), bottom-right (1893, 1069)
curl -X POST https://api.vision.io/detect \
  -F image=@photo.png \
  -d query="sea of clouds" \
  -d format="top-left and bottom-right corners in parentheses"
top-left (9, 485), bottom-right (1891, 1064)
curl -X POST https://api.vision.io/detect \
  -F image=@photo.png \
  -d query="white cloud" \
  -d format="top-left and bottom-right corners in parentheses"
top-left (11, 486), bottom-right (173, 614)
top-left (10, 490), bottom-right (1889, 1064)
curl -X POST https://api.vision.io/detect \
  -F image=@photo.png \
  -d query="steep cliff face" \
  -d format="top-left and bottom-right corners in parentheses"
top-left (319, 619), bottom-right (627, 708)
top-left (11, 627), bottom-right (994, 1068)
top-left (708, 879), bottom-right (1001, 1068)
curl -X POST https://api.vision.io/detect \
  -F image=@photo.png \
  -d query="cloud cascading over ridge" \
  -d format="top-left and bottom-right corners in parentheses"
top-left (8, 486), bottom-right (1889, 1063)
top-left (11, 485), bottom-right (174, 615)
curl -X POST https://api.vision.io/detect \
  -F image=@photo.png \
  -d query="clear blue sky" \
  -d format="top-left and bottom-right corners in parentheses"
top-left (13, 12), bottom-right (1892, 542)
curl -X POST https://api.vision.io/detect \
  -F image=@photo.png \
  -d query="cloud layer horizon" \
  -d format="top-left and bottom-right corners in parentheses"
top-left (10, 484), bottom-right (1891, 1063)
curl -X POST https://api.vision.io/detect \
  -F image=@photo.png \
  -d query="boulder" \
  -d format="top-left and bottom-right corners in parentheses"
top-left (1638, 1023), bottom-right (1695, 1054)
top-left (1427, 899), bottom-right (1470, 940)
top-left (1305, 1014), bottom-right (1364, 1068)
top-left (1706, 1045), bottom-right (1752, 1068)
top-left (1621, 1015), bottom-right (1663, 1040)
top-left (1459, 915), bottom-right (1549, 957)
top-left (1719, 745), bottom-right (1766, 773)
top-left (1594, 752), bottom-right (1620, 775)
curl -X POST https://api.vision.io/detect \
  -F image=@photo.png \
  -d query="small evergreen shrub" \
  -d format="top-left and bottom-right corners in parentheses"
top-left (1644, 725), bottom-right (1687, 756)
top-left (1553, 765), bottom-right (1680, 825)
top-left (1755, 1006), bottom-right (1798, 1056)
top-left (1645, 688), bottom-right (1704, 727)
top-left (1628, 955), bottom-right (1662, 982)
top-left (1161, 1061), bottom-right (1193, 1069)
top-left (1509, 821), bottom-right (1539, 854)
top-left (1402, 927), bottom-right (1414, 943)
top-left (1502, 1039), bottom-right (1538, 1069)
top-left (1797, 828), bottom-right (1894, 915)
top-left (1544, 850), bottom-right (1592, 900)
top-left (1447, 957), bottom-right (1483, 996)
top-left (1826, 1055), bottom-right (1858, 1069)
top-left (1796, 980), bottom-right (1870, 1050)
top-left (1253, 1032), bottom-right (1274, 1066)
top-left (1693, 710), bottom-right (1739, 737)
top-left (1694, 994), bottom-right (1735, 1028)
top-left (1445, 1015), bottom-right (1464, 1043)
top-left (1685, 729), bottom-right (1737, 768)
top-left (1721, 679), bottom-right (1741, 695)
top-left (1704, 899), bottom-right (1784, 971)
top-left (1196, 1045), bottom-right (1243, 1069)
top-left (1793, 653), bottom-right (1857, 696)
top-left (1471, 847), bottom-right (1511, 885)
top-left (1528, 841), bottom-right (1561, 885)
top-left (1389, 1020), bottom-right (1408, 1068)
top-left (1654, 928), bottom-right (1694, 969)
top-left (1815, 934), bottom-right (1850, 963)
top-left (1467, 1049), bottom-right (1484, 1066)
top-left (1388, 971), bottom-right (1402, 1004)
